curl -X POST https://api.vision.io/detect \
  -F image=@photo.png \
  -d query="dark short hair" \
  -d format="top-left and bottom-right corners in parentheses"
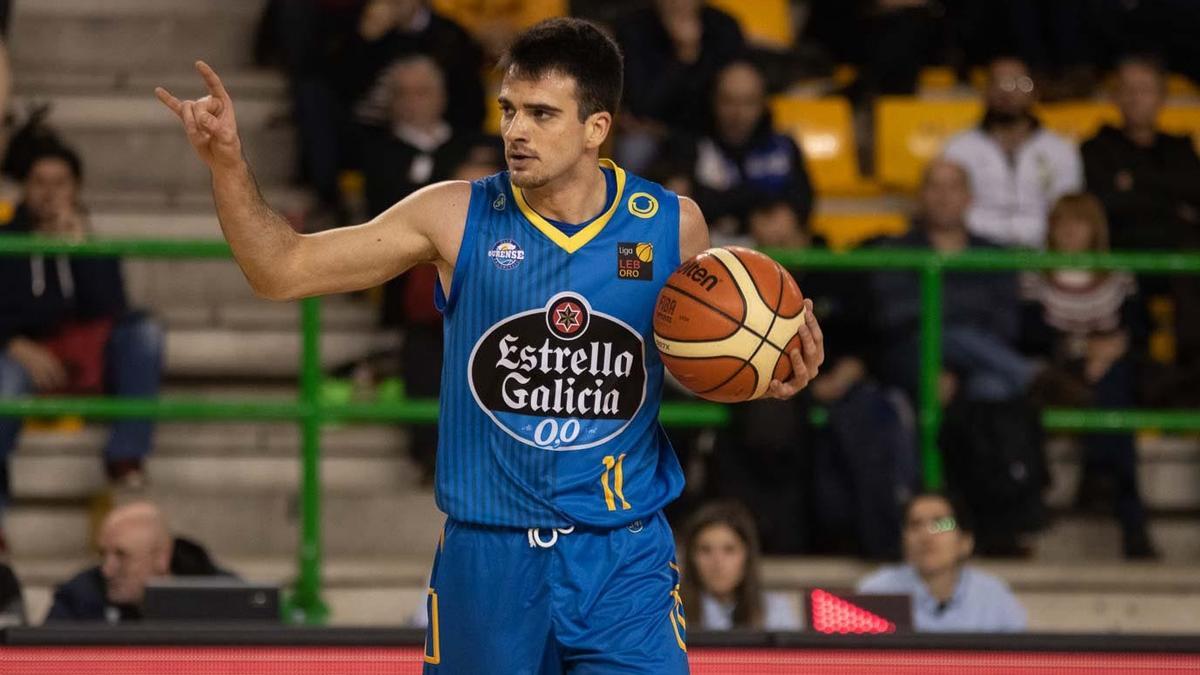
top-left (25, 142), bottom-right (83, 183)
top-left (498, 17), bottom-right (623, 121)
top-left (903, 491), bottom-right (974, 535)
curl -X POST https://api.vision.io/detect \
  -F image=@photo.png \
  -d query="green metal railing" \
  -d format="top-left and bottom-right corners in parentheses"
top-left (2, 236), bottom-right (1200, 622)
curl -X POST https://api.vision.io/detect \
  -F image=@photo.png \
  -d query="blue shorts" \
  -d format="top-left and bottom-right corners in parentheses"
top-left (421, 512), bottom-right (689, 674)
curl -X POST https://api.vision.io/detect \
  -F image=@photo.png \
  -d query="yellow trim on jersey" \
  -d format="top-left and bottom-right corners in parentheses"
top-left (511, 158), bottom-right (627, 254)
top-left (423, 588), bottom-right (441, 664)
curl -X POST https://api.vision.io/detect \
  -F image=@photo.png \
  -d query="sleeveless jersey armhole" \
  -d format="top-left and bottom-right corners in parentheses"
top-left (667, 192), bottom-right (684, 272)
top-left (435, 180), bottom-right (488, 314)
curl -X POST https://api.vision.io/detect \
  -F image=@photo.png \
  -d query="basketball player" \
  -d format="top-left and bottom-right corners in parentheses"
top-left (157, 18), bottom-right (823, 674)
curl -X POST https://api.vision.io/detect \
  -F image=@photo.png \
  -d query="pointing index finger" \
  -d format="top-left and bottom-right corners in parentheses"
top-left (195, 60), bottom-right (231, 104)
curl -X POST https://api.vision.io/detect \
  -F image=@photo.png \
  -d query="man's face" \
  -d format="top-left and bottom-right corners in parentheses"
top-left (692, 523), bottom-right (747, 598)
top-left (902, 496), bottom-right (972, 579)
top-left (1115, 62), bottom-right (1164, 130)
top-left (24, 158), bottom-right (78, 230)
top-left (499, 70), bottom-right (602, 189)
top-left (920, 161), bottom-right (972, 230)
top-left (99, 521), bottom-right (168, 606)
top-left (714, 63), bottom-right (765, 148)
top-left (986, 59), bottom-right (1035, 118)
top-left (389, 59), bottom-right (446, 130)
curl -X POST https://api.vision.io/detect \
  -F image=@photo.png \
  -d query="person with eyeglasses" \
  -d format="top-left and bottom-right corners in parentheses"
top-left (941, 56), bottom-right (1083, 250)
top-left (857, 492), bottom-right (1027, 632)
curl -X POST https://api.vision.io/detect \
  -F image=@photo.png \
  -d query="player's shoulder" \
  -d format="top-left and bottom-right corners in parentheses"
top-left (408, 172), bottom-right (510, 218)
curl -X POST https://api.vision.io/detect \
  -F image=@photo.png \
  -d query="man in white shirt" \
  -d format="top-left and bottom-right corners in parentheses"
top-left (942, 57), bottom-right (1083, 249)
top-left (858, 492), bottom-right (1027, 633)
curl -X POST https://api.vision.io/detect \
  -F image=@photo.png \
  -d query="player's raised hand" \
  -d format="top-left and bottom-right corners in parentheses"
top-left (766, 298), bottom-right (825, 400)
top-left (155, 61), bottom-right (241, 171)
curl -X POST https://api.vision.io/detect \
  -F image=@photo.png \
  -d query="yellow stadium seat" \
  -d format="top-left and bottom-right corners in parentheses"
top-left (770, 96), bottom-right (881, 197)
top-left (707, 0), bottom-right (793, 49)
top-left (874, 96), bottom-right (981, 191)
top-left (432, 0), bottom-right (566, 39)
top-left (1036, 102), bottom-right (1121, 143)
top-left (917, 67), bottom-right (959, 92)
top-left (1158, 105), bottom-right (1200, 151)
top-left (1166, 74), bottom-right (1200, 98)
top-left (810, 212), bottom-right (909, 251)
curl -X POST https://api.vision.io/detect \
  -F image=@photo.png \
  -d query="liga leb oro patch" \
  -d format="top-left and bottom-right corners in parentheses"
top-left (617, 242), bottom-right (653, 281)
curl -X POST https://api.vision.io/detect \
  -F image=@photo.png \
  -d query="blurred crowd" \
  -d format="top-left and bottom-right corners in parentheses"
top-left (0, 0), bottom-right (1198, 632)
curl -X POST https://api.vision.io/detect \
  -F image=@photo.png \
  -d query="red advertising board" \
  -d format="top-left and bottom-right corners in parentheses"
top-left (2, 646), bottom-right (1199, 674)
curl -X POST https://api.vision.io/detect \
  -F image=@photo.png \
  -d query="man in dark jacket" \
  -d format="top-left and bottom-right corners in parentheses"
top-left (667, 59), bottom-right (814, 238)
top-left (871, 159), bottom-right (1036, 404)
top-left (1082, 54), bottom-right (1200, 252)
top-left (0, 144), bottom-right (163, 540)
top-left (1083, 54), bottom-right (1200, 406)
top-left (45, 501), bottom-right (232, 623)
top-left (615, 0), bottom-right (745, 170)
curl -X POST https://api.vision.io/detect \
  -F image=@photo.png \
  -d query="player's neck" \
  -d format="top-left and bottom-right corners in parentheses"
top-left (521, 160), bottom-right (608, 225)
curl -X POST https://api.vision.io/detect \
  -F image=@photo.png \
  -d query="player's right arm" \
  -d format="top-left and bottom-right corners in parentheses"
top-left (155, 61), bottom-right (467, 301)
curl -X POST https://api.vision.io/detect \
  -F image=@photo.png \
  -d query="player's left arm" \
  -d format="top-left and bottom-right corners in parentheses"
top-left (677, 196), bottom-right (825, 400)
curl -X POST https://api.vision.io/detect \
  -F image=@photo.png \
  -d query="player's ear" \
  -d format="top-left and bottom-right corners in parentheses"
top-left (584, 110), bottom-right (612, 150)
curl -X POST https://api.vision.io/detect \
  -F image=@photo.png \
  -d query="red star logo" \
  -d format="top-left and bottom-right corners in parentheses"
top-left (554, 303), bottom-right (582, 333)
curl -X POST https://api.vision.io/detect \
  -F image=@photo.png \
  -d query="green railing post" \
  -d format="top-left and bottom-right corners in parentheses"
top-left (918, 262), bottom-right (945, 491)
top-left (283, 296), bottom-right (330, 623)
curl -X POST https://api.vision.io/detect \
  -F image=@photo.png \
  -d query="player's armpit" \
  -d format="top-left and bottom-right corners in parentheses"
top-left (275, 181), bottom-right (472, 301)
top-left (677, 196), bottom-right (711, 261)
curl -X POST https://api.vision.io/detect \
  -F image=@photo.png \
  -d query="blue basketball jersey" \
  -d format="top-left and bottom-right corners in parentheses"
top-left (433, 160), bottom-right (685, 528)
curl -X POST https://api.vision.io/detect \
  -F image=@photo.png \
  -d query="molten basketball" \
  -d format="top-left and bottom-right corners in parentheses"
top-left (653, 246), bottom-right (806, 402)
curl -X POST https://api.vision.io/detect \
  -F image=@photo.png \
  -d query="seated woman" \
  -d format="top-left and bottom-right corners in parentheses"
top-left (858, 492), bottom-right (1026, 632)
top-left (678, 501), bottom-right (801, 631)
top-left (1019, 193), bottom-right (1156, 558)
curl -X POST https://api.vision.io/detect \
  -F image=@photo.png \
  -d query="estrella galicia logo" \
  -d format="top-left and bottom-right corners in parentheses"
top-left (488, 238), bottom-right (524, 270)
top-left (468, 292), bottom-right (647, 451)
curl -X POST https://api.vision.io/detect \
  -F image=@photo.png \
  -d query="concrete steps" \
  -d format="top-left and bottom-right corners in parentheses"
top-left (10, 0), bottom-right (268, 74)
top-left (14, 91), bottom-right (294, 193)
top-left (10, 0), bottom-right (291, 194)
top-left (1046, 435), bottom-right (1200, 511)
top-left (4, 489), bottom-right (443, 560)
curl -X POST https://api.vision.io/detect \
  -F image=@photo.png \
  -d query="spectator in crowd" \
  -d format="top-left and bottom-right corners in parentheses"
top-left (679, 501), bottom-right (801, 630)
top-left (258, 0), bottom-right (484, 226)
top-left (359, 54), bottom-right (490, 219)
top-left (709, 199), bottom-right (912, 557)
top-left (615, 0), bottom-right (745, 171)
top-left (871, 159), bottom-right (1049, 405)
top-left (357, 53), bottom-right (499, 480)
top-left (343, 0), bottom-right (485, 134)
top-left (0, 562), bottom-right (23, 626)
top-left (1020, 193), bottom-right (1157, 558)
top-left (45, 501), bottom-right (233, 623)
top-left (664, 60), bottom-right (814, 239)
top-left (941, 56), bottom-right (1083, 249)
top-left (1082, 54), bottom-right (1200, 253)
top-left (858, 492), bottom-right (1027, 632)
top-left (0, 144), bottom-right (164, 548)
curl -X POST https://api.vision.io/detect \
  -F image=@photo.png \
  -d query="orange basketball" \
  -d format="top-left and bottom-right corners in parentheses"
top-left (653, 246), bottom-right (806, 402)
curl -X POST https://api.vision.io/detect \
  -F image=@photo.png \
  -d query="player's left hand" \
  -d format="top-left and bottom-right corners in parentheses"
top-left (765, 298), bottom-right (825, 400)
